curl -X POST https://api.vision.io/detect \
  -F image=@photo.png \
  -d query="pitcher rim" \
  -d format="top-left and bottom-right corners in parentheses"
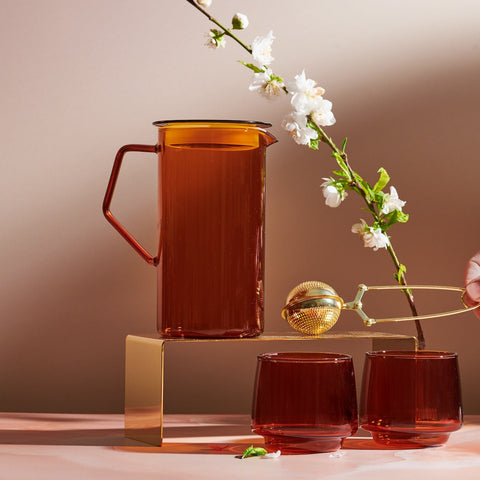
top-left (153, 119), bottom-right (272, 128)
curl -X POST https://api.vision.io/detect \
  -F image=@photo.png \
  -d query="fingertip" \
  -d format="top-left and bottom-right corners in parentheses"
top-left (465, 281), bottom-right (480, 306)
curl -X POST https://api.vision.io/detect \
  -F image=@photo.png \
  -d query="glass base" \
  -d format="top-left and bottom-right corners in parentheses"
top-left (370, 430), bottom-right (451, 448)
top-left (261, 433), bottom-right (343, 454)
top-left (160, 327), bottom-right (262, 339)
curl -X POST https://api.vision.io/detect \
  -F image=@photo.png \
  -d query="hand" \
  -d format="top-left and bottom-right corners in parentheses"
top-left (464, 250), bottom-right (480, 317)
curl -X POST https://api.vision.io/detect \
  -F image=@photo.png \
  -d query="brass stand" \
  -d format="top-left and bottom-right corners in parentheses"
top-left (125, 332), bottom-right (417, 446)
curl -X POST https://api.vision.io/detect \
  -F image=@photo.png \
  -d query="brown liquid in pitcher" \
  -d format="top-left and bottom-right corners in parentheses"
top-left (158, 142), bottom-right (265, 338)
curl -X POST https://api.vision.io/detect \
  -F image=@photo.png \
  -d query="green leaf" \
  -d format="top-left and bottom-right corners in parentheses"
top-left (270, 74), bottom-right (284, 83)
top-left (309, 137), bottom-right (319, 150)
top-left (239, 61), bottom-right (264, 73)
top-left (241, 445), bottom-right (254, 458)
top-left (394, 264), bottom-right (407, 283)
top-left (396, 211), bottom-right (409, 223)
top-left (373, 168), bottom-right (390, 193)
top-left (332, 151), bottom-right (342, 162)
top-left (383, 211), bottom-right (397, 230)
top-left (306, 119), bottom-right (319, 132)
top-left (341, 137), bottom-right (348, 153)
top-left (382, 209), bottom-right (409, 231)
top-left (241, 445), bottom-right (268, 458)
top-left (305, 119), bottom-right (320, 150)
top-left (335, 179), bottom-right (351, 192)
top-left (336, 177), bottom-right (350, 189)
top-left (374, 191), bottom-right (385, 209)
top-left (332, 152), bottom-right (351, 179)
top-left (354, 173), bottom-right (374, 201)
top-left (372, 219), bottom-right (384, 231)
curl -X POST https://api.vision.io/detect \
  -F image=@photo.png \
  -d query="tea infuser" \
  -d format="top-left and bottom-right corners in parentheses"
top-left (281, 281), bottom-right (480, 335)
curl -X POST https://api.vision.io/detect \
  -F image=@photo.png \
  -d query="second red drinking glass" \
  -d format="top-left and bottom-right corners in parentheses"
top-left (252, 352), bottom-right (358, 454)
top-left (360, 350), bottom-right (462, 448)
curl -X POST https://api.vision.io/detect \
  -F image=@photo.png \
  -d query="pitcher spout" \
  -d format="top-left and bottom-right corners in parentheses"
top-left (261, 129), bottom-right (278, 147)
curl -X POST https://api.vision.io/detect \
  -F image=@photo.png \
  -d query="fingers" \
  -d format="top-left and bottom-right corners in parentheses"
top-left (464, 251), bottom-right (480, 309)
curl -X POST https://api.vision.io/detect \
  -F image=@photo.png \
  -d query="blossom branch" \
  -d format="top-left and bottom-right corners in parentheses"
top-left (187, 0), bottom-right (425, 349)
top-left (186, 0), bottom-right (252, 54)
top-left (314, 122), bottom-right (425, 348)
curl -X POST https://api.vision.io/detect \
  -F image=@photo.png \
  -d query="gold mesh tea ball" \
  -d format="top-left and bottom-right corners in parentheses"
top-left (281, 281), bottom-right (344, 335)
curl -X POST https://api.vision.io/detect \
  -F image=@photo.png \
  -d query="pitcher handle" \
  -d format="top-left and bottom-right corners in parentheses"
top-left (103, 144), bottom-right (159, 266)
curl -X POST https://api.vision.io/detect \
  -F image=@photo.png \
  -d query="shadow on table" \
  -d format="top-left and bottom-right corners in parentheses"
top-left (115, 438), bottom-right (389, 455)
top-left (0, 413), bottom-right (255, 448)
top-left (0, 413), bottom-right (140, 446)
top-left (116, 439), bottom-right (263, 456)
top-left (3, 413), bottom-right (441, 453)
top-left (0, 427), bottom-right (143, 446)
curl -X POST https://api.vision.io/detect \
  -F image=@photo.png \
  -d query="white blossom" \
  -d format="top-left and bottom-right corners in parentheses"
top-left (261, 450), bottom-right (281, 459)
top-left (311, 98), bottom-right (336, 127)
top-left (351, 219), bottom-right (390, 251)
top-left (321, 178), bottom-right (347, 207)
top-left (380, 186), bottom-right (406, 215)
top-left (232, 13), bottom-right (249, 29)
top-left (249, 68), bottom-right (284, 97)
top-left (251, 30), bottom-right (275, 67)
top-left (197, 0), bottom-right (212, 7)
top-left (290, 70), bottom-right (326, 115)
top-left (282, 111), bottom-right (318, 145)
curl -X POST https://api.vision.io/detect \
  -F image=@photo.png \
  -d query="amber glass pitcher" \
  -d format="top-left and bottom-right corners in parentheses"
top-left (103, 120), bottom-right (277, 338)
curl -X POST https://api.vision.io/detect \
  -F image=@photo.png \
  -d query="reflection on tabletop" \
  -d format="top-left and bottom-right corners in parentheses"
top-left (1, 413), bottom-right (479, 457)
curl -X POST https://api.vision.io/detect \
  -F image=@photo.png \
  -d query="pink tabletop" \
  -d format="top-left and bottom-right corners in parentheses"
top-left (0, 413), bottom-right (479, 479)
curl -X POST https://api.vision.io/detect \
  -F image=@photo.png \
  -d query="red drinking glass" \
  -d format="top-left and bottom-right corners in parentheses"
top-left (360, 350), bottom-right (462, 448)
top-left (252, 352), bottom-right (358, 454)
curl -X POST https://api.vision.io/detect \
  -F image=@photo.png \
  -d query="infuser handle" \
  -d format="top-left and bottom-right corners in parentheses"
top-left (343, 284), bottom-right (480, 326)
top-left (103, 144), bottom-right (159, 266)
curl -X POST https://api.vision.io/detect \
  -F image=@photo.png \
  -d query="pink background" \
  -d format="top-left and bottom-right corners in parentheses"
top-left (1, 0), bottom-right (479, 414)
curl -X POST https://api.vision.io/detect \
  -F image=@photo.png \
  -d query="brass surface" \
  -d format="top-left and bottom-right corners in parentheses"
top-left (124, 332), bottom-right (417, 446)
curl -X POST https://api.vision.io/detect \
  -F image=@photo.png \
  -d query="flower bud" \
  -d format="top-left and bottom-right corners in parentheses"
top-left (207, 29), bottom-right (226, 48)
top-left (197, 0), bottom-right (212, 8)
top-left (232, 13), bottom-right (249, 30)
